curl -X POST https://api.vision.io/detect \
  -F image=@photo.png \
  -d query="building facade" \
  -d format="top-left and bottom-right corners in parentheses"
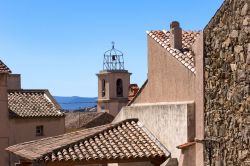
top-left (0, 60), bottom-right (65, 166)
top-left (116, 0), bottom-right (250, 165)
top-left (5, 0), bottom-right (249, 165)
top-left (114, 21), bottom-right (204, 166)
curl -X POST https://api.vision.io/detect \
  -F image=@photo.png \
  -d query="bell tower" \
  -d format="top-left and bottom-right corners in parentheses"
top-left (97, 42), bottom-right (131, 116)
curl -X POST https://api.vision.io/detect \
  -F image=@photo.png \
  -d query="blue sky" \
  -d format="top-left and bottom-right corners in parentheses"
top-left (0, 0), bottom-right (224, 97)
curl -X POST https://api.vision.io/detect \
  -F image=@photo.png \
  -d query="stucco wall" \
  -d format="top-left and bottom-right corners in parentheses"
top-left (204, 0), bottom-right (250, 165)
top-left (9, 117), bottom-right (65, 165)
top-left (97, 99), bottom-right (128, 117)
top-left (131, 31), bottom-right (205, 165)
top-left (97, 71), bottom-right (130, 100)
top-left (178, 145), bottom-right (196, 166)
top-left (113, 102), bottom-right (195, 160)
top-left (192, 33), bottom-right (205, 166)
top-left (132, 37), bottom-right (196, 104)
top-left (7, 74), bottom-right (21, 90)
top-left (97, 71), bottom-right (130, 116)
top-left (0, 74), bottom-right (10, 166)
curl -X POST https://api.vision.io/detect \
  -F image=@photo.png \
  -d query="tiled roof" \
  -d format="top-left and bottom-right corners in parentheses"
top-left (0, 60), bottom-right (11, 73)
top-left (8, 90), bottom-right (64, 118)
top-left (6, 119), bottom-right (170, 164)
top-left (128, 79), bottom-right (148, 106)
top-left (147, 30), bottom-right (200, 73)
top-left (65, 112), bottom-right (114, 131)
top-left (128, 84), bottom-right (139, 101)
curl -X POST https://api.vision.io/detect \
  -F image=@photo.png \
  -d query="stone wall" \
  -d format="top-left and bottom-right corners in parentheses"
top-left (204, 0), bottom-right (250, 165)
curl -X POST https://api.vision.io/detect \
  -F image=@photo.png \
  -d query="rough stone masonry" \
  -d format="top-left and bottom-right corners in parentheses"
top-left (204, 0), bottom-right (250, 165)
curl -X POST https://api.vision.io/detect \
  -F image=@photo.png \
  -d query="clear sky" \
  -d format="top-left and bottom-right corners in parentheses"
top-left (0, 0), bottom-right (224, 97)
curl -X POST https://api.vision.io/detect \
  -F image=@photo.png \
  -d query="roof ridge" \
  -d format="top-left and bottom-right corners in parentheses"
top-left (6, 123), bottom-right (114, 154)
top-left (77, 112), bottom-right (105, 128)
top-left (8, 89), bottom-right (48, 93)
top-left (8, 89), bottom-right (64, 118)
top-left (7, 119), bottom-right (138, 158)
top-left (7, 118), bottom-right (169, 163)
top-left (147, 30), bottom-right (200, 73)
top-left (0, 60), bottom-right (12, 73)
top-left (147, 29), bottom-right (200, 33)
top-left (39, 118), bottom-right (139, 160)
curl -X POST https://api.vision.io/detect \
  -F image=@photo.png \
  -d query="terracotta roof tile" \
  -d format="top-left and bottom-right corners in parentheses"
top-left (128, 84), bottom-right (139, 101)
top-left (6, 119), bottom-right (170, 163)
top-left (147, 30), bottom-right (200, 73)
top-left (0, 60), bottom-right (11, 73)
top-left (65, 112), bottom-right (114, 131)
top-left (128, 80), bottom-right (148, 106)
top-left (8, 90), bottom-right (64, 118)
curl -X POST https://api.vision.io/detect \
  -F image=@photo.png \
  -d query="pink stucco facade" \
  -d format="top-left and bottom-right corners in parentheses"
top-left (130, 30), bottom-right (205, 165)
top-left (132, 36), bottom-right (196, 103)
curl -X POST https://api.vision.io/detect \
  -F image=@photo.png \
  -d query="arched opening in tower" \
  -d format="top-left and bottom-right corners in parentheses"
top-left (116, 79), bottom-right (123, 97)
top-left (102, 79), bottom-right (106, 97)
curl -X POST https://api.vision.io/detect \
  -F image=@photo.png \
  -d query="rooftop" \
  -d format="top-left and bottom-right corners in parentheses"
top-left (0, 60), bottom-right (12, 73)
top-left (6, 119), bottom-right (170, 164)
top-left (8, 89), bottom-right (64, 118)
top-left (147, 30), bottom-right (200, 73)
top-left (65, 112), bottom-right (114, 131)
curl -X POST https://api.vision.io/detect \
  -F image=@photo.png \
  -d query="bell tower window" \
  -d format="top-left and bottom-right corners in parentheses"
top-left (116, 79), bottom-right (123, 97)
top-left (102, 79), bottom-right (106, 97)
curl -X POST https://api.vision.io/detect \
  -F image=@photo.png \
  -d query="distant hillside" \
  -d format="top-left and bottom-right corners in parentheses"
top-left (53, 96), bottom-right (97, 110)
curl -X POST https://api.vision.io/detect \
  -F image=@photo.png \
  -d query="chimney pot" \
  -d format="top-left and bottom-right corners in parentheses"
top-left (170, 21), bottom-right (182, 50)
top-left (170, 21), bottom-right (180, 29)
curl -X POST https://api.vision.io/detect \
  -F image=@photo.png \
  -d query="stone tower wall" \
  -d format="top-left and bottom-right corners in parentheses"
top-left (204, 0), bottom-right (250, 165)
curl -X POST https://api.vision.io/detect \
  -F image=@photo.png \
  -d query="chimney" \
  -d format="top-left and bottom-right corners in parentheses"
top-left (170, 21), bottom-right (182, 50)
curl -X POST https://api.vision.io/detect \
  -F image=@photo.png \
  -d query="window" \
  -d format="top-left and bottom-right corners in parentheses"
top-left (101, 105), bottom-right (105, 112)
top-left (116, 79), bottom-right (123, 97)
top-left (102, 79), bottom-right (106, 97)
top-left (36, 125), bottom-right (44, 136)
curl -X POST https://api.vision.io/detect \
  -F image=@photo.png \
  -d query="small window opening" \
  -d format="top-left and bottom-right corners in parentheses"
top-left (36, 125), bottom-right (44, 136)
top-left (116, 79), bottom-right (123, 97)
top-left (101, 106), bottom-right (105, 112)
top-left (102, 79), bottom-right (106, 97)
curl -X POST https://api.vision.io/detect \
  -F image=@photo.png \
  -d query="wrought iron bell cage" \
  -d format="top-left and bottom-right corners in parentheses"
top-left (103, 42), bottom-right (125, 70)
